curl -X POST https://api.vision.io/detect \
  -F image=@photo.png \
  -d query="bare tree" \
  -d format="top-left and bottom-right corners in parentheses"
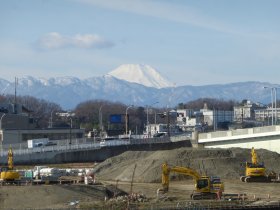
top-left (180, 98), bottom-right (237, 111)
top-left (3, 94), bottom-right (62, 128)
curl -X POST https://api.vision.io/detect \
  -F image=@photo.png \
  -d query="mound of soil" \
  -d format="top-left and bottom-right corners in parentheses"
top-left (93, 147), bottom-right (280, 182)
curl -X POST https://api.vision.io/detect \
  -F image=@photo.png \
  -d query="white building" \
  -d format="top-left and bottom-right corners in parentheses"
top-left (176, 107), bottom-right (233, 131)
top-left (176, 109), bottom-right (196, 130)
top-left (254, 107), bottom-right (280, 124)
top-left (145, 123), bottom-right (180, 137)
top-left (233, 100), bottom-right (260, 122)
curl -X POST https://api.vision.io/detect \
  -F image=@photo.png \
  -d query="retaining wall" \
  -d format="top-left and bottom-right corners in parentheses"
top-left (1, 140), bottom-right (192, 165)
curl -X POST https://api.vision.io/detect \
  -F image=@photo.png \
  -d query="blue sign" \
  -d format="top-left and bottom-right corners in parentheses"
top-left (110, 114), bottom-right (123, 123)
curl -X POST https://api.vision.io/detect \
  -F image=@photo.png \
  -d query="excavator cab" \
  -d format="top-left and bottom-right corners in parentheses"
top-left (196, 178), bottom-right (210, 191)
top-left (245, 162), bottom-right (265, 177)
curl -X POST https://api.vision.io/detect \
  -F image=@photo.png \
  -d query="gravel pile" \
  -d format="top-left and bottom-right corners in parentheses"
top-left (93, 147), bottom-right (280, 183)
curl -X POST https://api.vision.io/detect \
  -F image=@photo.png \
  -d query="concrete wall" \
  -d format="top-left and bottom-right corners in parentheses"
top-left (0, 140), bottom-right (192, 165)
top-left (202, 135), bottom-right (280, 152)
top-left (199, 125), bottom-right (280, 140)
top-left (198, 125), bottom-right (280, 153)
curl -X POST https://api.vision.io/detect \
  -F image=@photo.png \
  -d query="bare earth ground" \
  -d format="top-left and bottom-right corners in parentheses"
top-left (1, 147), bottom-right (280, 209)
top-left (0, 179), bottom-right (280, 209)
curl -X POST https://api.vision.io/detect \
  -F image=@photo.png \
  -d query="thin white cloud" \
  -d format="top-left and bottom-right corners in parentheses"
top-left (37, 32), bottom-right (114, 50)
top-left (75, 0), bottom-right (280, 41)
top-left (0, 40), bottom-right (124, 80)
top-left (77, 0), bottom-right (236, 34)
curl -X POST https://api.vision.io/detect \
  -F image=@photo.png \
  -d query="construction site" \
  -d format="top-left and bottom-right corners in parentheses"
top-left (0, 146), bottom-right (280, 209)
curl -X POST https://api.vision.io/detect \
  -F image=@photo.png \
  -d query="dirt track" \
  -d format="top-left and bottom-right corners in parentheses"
top-left (1, 179), bottom-right (280, 209)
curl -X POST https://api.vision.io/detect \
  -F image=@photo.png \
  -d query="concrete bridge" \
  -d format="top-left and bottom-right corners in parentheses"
top-left (198, 125), bottom-right (280, 154)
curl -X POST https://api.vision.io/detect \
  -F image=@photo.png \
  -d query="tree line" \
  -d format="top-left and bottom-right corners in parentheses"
top-left (0, 94), bottom-right (257, 134)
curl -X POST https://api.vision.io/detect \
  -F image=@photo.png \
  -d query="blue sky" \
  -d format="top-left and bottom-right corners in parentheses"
top-left (1, 0), bottom-right (280, 86)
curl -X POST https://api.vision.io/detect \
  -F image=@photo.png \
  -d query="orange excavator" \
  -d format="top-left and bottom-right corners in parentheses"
top-left (159, 162), bottom-right (224, 200)
top-left (0, 147), bottom-right (20, 182)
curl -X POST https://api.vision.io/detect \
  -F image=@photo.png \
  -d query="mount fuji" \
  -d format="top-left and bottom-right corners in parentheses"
top-left (0, 64), bottom-right (276, 109)
top-left (108, 64), bottom-right (173, 89)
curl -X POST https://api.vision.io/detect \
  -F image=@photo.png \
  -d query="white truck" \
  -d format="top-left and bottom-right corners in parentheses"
top-left (27, 138), bottom-right (49, 149)
top-left (33, 165), bottom-right (48, 179)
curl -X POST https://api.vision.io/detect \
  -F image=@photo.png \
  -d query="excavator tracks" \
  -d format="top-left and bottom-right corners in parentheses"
top-left (191, 192), bottom-right (218, 200)
top-left (240, 176), bottom-right (272, 183)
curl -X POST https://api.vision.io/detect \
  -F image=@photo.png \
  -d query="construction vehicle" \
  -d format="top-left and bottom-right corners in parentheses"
top-left (0, 147), bottom-right (20, 182)
top-left (159, 162), bottom-right (224, 200)
top-left (240, 147), bottom-right (276, 182)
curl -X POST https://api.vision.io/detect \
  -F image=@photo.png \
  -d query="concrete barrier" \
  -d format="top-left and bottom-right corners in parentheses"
top-left (0, 140), bottom-right (192, 165)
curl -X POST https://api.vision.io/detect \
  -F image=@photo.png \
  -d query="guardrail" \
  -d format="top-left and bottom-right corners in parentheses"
top-left (198, 125), bottom-right (280, 140)
top-left (0, 134), bottom-right (191, 157)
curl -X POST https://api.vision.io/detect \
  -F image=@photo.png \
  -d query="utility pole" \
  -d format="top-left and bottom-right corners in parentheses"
top-left (167, 111), bottom-right (170, 137)
top-left (271, 88), bottom-right (274, 125)
top-left (213, 109), bottom-right (216, 131)
top-left (0, 113), bottom-right (6, 130)
top-left (274, 88), bottom-right (277, 125)
top-left (69, 117), bottom-right (72, 145)
top-left (14, 77), bottom-right (17, 104)
top-left (125, 105), bottom-right (134, 135)
top-left (99, 105), bottom-right (104, 139)
top-left (14, 77), bottom-right (18, 114)
top-left (146, 105), bottom-right (149, 136)
top-left (264, 86), bottom-right (279, 125)
top-left (146, 102), bottom-right (159, 137)
top-left (49, 110), bottom-right (56, 128)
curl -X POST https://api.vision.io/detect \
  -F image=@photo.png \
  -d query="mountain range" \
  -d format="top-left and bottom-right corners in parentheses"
top-left (0, 64), bottom-right (276, 109)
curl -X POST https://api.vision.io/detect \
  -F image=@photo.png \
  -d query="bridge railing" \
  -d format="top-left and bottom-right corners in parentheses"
top-left (0, 141), bottom-right (102, 157)
top-left (253, 126), bottom-right (277, 134)
top-left (0, 134), bottom-right (191, 157)
top-left (198, 125), bottom-right (280, 140)
top-left (231, 129), bottom-right (249, 136)
top-left (170, 134), bottom-right (191, 142)
top-left (211, 130), bottom-right (228, 138)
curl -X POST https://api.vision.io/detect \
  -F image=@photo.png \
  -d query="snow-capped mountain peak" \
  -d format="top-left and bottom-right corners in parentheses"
top-left (108, 64), bottom-right (173, 89)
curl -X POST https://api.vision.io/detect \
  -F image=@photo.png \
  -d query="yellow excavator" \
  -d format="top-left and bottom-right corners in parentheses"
top-left (0, 147), bottom-right (20, 182)
top-left (159, 162), bottom-right (224, 200)
top-left (240, 147), bottom-right (275, 182)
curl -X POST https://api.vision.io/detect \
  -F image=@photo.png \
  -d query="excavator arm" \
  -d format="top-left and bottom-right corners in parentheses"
top-left (8, 147), bottom-right (14, 170)
top-left (251, 147), bottom-right (258, 165)
top-left (161, 162), bottom-right (202, 192)
top-left (160, 162), bottom-right (224, 200)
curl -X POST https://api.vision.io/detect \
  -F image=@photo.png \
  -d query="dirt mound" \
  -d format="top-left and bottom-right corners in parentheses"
top-left (93, 147), bottom-right (280, 182)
